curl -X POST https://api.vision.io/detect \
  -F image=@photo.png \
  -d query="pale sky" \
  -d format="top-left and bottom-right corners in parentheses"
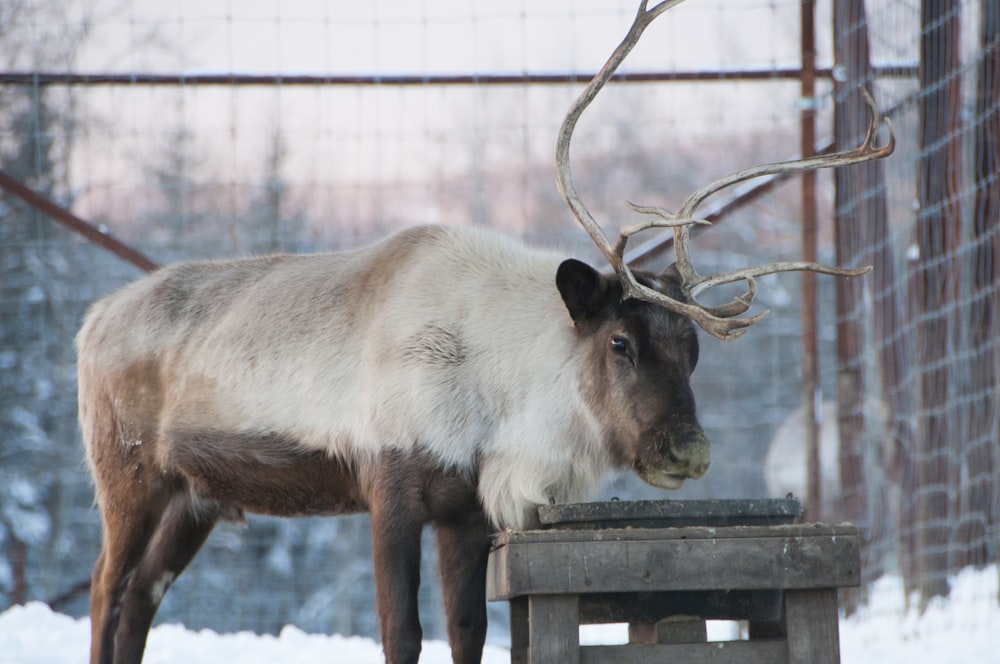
top-left (75, 0), bottom-right (809, 76)
top-left (66, 0), bottom-right (822, 189)
top-left (59, 0), bottom-right (875, 243)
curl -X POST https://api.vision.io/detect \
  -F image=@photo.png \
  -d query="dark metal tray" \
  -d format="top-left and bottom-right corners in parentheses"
top-left (537, 498), bottom-right (802, 530)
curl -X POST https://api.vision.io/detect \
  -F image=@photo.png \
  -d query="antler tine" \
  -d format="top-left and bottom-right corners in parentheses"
top-left (691, 262), bottom-right (872, 299)
top-left (615, 202), bottom-right (711, 267)
top-left (555, 0), bottom-right (690, 278)
top-left (676, 87), bottom-right (893, 222)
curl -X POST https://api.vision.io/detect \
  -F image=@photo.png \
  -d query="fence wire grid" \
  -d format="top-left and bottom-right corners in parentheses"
top-left (1, 0), bottom-right (997, 644)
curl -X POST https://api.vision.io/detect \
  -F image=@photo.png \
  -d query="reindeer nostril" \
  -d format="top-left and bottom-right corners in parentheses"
top-left (656, 441), bottom-right (680, 465)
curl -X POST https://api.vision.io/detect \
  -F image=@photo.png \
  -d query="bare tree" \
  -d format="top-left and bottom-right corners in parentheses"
top-left (910, 0), bottom-right (963, 607)
top-left (240, 130), bottom-right (307, 255)
top-left (0, 0), bottom-right (92, 609)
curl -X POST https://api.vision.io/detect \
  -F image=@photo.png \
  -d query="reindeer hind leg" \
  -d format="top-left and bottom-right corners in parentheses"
top-left (111, 493), bottom-right (218, 663)
top-left (89, 487), bottom-right (172, 664)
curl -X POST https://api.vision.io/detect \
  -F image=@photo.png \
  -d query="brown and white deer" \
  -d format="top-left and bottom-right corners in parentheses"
top-left (77, 1), bottom-right (893, 663)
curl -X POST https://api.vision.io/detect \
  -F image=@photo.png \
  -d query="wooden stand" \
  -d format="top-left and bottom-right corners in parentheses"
top-left (486, 500), bottom-right (859, 664)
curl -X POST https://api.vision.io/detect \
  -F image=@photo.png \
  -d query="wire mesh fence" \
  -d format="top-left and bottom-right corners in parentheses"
top-left (0, 0), bottom-right (996, 645)
top-left (832, 0), bottom-right (998, 611)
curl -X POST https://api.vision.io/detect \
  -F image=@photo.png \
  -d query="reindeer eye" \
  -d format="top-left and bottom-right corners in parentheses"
top-left (610, 335), bottom-right (631, 355)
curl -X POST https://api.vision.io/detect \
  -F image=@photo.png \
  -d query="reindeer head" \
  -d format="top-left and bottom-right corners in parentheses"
top-left (554, 0), bottom-right (894, 492)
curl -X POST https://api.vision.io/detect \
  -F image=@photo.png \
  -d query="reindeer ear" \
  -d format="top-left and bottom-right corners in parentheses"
top-left (660, 263), bottom-right (682, 283)
top-left (654, 263), bottom-right (689, 302)
top-left (556, 259), bottom-right (613, 324)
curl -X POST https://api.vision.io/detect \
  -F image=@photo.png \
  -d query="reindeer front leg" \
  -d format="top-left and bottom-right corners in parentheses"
top-left (369, 454), bottom-right (425, 664)
top-left (434, 512), bottom-right (491, 664)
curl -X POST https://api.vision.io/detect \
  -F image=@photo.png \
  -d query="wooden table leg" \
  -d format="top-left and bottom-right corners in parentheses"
top-left (527, 594), bottom-right (580, 664)
top-left (509, 597), bottom-right (529, 664)
top-left (784, 588), bottom-right (841, 664)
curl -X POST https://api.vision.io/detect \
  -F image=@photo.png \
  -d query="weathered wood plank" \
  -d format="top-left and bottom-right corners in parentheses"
top-left (785, 588), bottom-right (840, 664)
top-left (539, 498), bottom-right (802, 530)
top-left (579, 640), bottom-right (789, 664)
top-left (488, 527), bottom-right (860, 599)
top-left (527, 594), bottom-right (580, 664)
top-left (628, 615), bottom-right (707, 644)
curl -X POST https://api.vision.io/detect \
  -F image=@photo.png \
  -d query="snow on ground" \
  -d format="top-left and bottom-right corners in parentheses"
top-left (2, 566), bottom-right (996, 663)
top-left (839, 566), bottom-right (999, 663)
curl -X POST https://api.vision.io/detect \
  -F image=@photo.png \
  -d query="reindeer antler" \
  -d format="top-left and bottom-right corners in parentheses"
top-left (556, 0), bottom-right (895, 340)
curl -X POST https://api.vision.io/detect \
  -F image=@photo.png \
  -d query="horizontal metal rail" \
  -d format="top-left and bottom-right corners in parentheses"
top-left (0, 65), bottom-right (918, 87)
top-left (0, 64), bottom-right (915, 271)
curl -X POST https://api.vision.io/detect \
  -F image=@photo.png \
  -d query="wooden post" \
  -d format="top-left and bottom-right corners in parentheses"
top-left (527, 594), bottom-right (580, 663)
top-left (785, 589), bottom-right (841, 664)
top-left (510, 597), bottom-right (529, 664)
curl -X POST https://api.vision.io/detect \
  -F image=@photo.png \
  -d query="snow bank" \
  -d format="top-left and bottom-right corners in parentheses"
top-left (0, 601), bottom-right (509, 664)
top-left (2, 566), bottom-right (997, 663)
top-left (839, 565), bottom-right (999, 663)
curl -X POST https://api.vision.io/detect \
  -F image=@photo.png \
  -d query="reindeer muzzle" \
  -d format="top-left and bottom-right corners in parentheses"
top-left (632, 422), bottom-right (711, 490)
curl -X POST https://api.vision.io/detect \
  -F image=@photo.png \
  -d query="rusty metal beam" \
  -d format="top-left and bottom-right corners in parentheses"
top-left (0, 169), bottom-right (159, 273)
top-left (800, 0), bottom-right (821, 524)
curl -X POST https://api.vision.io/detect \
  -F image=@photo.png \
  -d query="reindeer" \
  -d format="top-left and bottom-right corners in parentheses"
top-left (77, 1), bottom-right (893, 662)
